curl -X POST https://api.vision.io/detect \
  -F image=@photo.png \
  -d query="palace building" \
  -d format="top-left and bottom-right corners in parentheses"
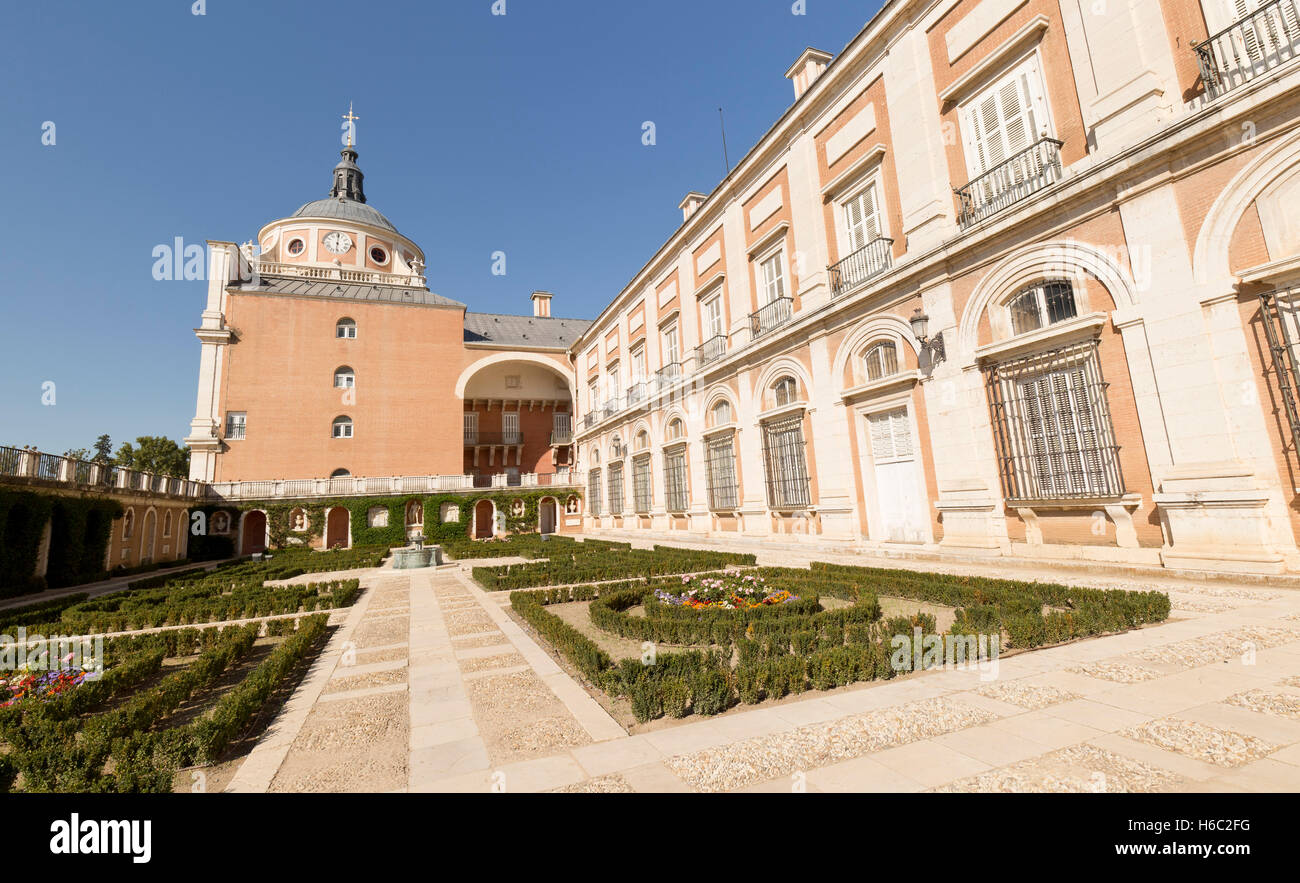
top-left (184, 143), bottom-right (589, 493)
top-left (568, 0), bottom-right (1300, 576)
top-left (185, 0), bottom-right (1300, 575)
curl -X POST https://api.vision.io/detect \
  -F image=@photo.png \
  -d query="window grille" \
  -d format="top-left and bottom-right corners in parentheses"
top-left (632, 455), bottom-right (653, 514)
top-left (705, 434), bottom-right (739, 511)
top-left (607, 463), bottom-right (624, 516)
top-left (664, 447), bottom-right (688, 512)
top-left (761, 415), bottom-right (812, 509)
top-left (587, 468), bottom-right (602, 516)
top-left (984, 338), bottom-right (1124, 502)
top-left (1258, 286), bottom-right (1300, 460)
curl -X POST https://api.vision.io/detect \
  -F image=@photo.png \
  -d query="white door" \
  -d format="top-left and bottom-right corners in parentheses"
top-left (866, 407), bottom-right (928, 543)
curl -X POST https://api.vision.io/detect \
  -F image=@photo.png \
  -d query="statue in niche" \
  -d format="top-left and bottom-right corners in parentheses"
top-left (510, 499), bottom-right (525, 518)
top-left (291, 509), bottom-right (308, 532)
top-left (566, 496), bottom-right (579, 515)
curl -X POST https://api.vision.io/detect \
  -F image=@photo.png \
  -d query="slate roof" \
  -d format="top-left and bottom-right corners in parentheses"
top-left (291, 197), bottom-right (399, 233)
top-left (234, 274), bottom-right (466, 308)
top-left (463, 312), bottom-right (593, 350)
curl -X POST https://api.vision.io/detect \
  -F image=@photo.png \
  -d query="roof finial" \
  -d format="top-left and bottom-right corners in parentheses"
top-left (342, 102), bottom-right (360, 148)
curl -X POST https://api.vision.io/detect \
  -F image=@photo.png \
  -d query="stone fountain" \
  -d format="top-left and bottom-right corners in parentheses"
top-left (391, 536), bottom-right (442, 569)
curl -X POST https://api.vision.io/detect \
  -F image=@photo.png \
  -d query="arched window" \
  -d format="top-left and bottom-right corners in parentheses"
top-left (336, 318), bottom-right (357, 339)
top-left (635, 430), bottom-right (650, 452)
top-left (331, 469), bottom-right (351, 478)
top-left (863, 342), bottom-right (899, 382)
top-left (332, 416), bottom-right (353, 439)
top-left (610, 435), bottom-right (623, 458)
top-left (163, 511), bottom-right (172, 537)
top-left (710, 400), bottom-right (732, 427)
top-left (1007, 280), bottom-right (1077, 336)
top-left (666, 418), bottom-right (684, 441)
top-left (773, 376), bottom-right (798, 407)
top-left (334, 366), bottom-right (355, 389)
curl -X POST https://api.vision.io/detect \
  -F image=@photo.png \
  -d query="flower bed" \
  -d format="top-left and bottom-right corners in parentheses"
top-left (654, 573), bottom-right (797, 610)
top-left (0, 668), bottom-right (89, 708)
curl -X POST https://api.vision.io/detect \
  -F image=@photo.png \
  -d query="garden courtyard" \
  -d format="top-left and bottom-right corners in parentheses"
top-left (4, 536), bottom-right (1300, 793)
top-left (224, 539), bottom-right (1300, 793)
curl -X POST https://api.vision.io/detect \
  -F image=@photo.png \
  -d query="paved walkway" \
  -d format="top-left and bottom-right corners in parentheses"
top-left (225, 559), bottom-right (1300, 793)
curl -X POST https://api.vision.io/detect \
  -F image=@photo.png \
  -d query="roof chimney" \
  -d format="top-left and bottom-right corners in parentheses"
top-left (679, 191), bottom-right (708, 223)
top-left (785, 48), bottom-right (833, 101)
top-left (531, 290), bottom-right (553, 318)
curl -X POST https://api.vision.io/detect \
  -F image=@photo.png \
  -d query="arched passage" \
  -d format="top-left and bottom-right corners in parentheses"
top-left (240, 510), bottom-right (267, 555)
top-left (539, 497), bottom-right (558, 534)
top-left (473, 500), bottom-right (494, 539)
top-left (458, 354), bottom-right (576, 482)
top-left (325, 507), bottom-right (350, 549)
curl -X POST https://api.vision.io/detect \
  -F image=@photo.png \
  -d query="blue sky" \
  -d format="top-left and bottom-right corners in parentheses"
top-left (0, 0), bottom-right (880, 455)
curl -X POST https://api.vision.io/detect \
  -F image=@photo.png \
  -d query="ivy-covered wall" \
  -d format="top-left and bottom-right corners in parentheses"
top-left (0, 489), bottom-right (122, 598)
top-left (205, 489), bottom-right (581, 551)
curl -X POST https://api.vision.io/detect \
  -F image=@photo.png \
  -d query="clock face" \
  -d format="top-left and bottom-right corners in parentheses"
top-left (323, 232), bottom-right (353, 255)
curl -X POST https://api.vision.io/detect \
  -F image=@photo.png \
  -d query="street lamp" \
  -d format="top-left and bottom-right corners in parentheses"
top-left (910, 305), bottom-right (946, 365)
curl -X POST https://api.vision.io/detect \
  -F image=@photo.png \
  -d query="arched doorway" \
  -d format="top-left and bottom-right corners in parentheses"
top-left (240, 511), bottom-right (267, 555)
top-left (473, 500), bottom-right (494, 539)
top-left (539, 498), bottom-right (557, 535)
top-left (325, 507), bottom-right (350, 549)
top-left (142, 510), bottom-right (158, 563)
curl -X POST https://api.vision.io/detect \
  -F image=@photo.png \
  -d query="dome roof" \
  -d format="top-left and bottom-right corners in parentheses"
top-left (291, 196), bottom-right (398, 233)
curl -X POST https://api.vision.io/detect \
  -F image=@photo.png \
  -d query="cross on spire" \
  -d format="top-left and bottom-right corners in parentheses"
top-left (342, 102), bottom-right (360, 147)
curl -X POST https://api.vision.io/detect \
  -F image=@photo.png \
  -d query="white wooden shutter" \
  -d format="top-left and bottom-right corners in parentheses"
top-left (868, 408), bottom-right (913, 463)
top-left (843, 184), bottom-right (881, 254)
top-left (961, 57), bottom-right (1049, 178)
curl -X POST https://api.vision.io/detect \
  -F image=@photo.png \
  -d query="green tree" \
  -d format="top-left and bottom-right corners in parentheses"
top-left (114, 436), bottom-right (191, 478)
top-left (62, 448), bottom-right (91, 461)
top-left (92, 434), bottom-right (113, 463)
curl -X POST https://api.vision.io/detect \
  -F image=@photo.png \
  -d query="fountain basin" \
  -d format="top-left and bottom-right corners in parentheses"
top-left (392, 544), bottom-right (442, 569)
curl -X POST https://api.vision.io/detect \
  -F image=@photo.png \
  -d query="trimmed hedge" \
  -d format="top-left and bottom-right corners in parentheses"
top-left (474, 544), bottom-right (756, 591)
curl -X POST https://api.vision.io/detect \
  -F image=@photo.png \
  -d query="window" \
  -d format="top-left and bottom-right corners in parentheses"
top-left (610, 435), bottom-right (623, 458)
top-left (464, 411), bottom-right (478, 444)
top-left (666, 418), bottom-right (684, 441)
top-left (287, 238), bottom-right (305, 256)
top-left (705, 434), bottom-right (739, 510)
top-left (588, 380), bottom-right (600, 412)
top-left (867, 407), bottom-right (914, 463)
top-left (984, 339), bottom-right (1124, 502)
top-left (607, 463), bottom-right (625, 516)
top-left (334, 366), bottom-right (355, 389)
top-left (773, 376), bottom-right (799, 408)
top-left (503, 411), bottom-right (520, 445)
top-left (1007, 280), bottom-right (1078, 336)
top-left (631, 346), bottom-right (646, 384)
top-left (711, 400), bottom-right (732, 427)
top-left (632, 455), bottom-right (653, 514)
top-left (703, 296), bottom-right (724, 340)
top-left (664, 447), bottom-right (688, 512)
top-left (634, 430), bottom-right (650, 452)
top-left (662, 324), bottom-right (680, 366)
top-left (607, 367), bottom-right (620, 401)
top-left (369, 245), bottom-right (388, 264)
top-left (331, 469), bottom-right (351, 478)
top-left (332, 416), bottom-right (354, 439)
top-left (225, 412), bottom-right (247, 440)
top-left (587, 468), bottom-right (603, 516)
top-left (761, 415), bottom-right (812, 509)
top-left (336, 318), bottom-right (357, 339)
top-left (163, 511), bottom-right (172, 537)
top-left (863, 342), bottom-right (899, 382)
top-left (842, 182), bottom-right (883, 254)
top-left (960, 55), bottom-right (1051, 177)
top-left (759, 250), bottom-right (787, 304)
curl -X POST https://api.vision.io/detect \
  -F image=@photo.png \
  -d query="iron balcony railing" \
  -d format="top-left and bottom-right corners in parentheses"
top-left (1195, 0), bottom-right (1300, 99)
top-left (550, 429), bottom-right (574, 445)
top-left (225, 424), bottom-right (247, 440)
top-left (463, 431), bottom-right (524, 446)
top-left (750, 296), bottom-right (794, 339)
top-left (627, 381), bottom-right (649, 407)
top-left (956, 137), bottom-right (1064, 229)
top-left (829, 237), bottom-right (894, 298)
top-left (583, 412), bottom-right (597, 429)
top-left (696, 334), bottom-right (727, 367)
top-left (1258, 286), bottom-right (1300, 461)
top-left (656, 362), bottom-right (683, 386)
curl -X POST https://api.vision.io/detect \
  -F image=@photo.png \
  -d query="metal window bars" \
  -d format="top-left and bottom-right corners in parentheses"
top-left (761, 415), bottom-right (812, 510)
top-left (587, 469), bottom-right (602, 516)
top-left (1259, 286), bottom-right (1300, 461)
top-left (1195, 0), bottom-right (1300, 99)
top-left (607, 463), bottom-right (625, 516)
top-left (983, 338), bottom-right (1125, 503)
top-left (664, 447), bottom-right (689, 512)
top-left (632, 455), bottom-right (653, 514)
top-left (705, 434), bottom-right (740, 511)
top-left (956, 137), bottom-right (1064, 229)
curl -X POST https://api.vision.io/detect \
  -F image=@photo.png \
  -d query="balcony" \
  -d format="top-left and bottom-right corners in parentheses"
top-left (253, 259), bottom-right (426, 288)
top-left (627, 381), bottom-right (649, 407)
top-left (696, 335), bottom-right (728, 368)
top-left (955, 137), bottom-right (1064, 229)
top-left (583, 412), bottom-right (597, 429)
top-left (207, 468), bottom-right (581, 501)
top-left (463, 431), bottom-right (524, 446)
top-left (656, 362), bottom-right (683, 386)
top-left (1194, 0), bottom-right (1300, 100)
top-left (828, 237), bottom-right (894, 298)
top-left (550, 428), bottom-right (574, 446)
top-left (0, 444), bottom-right (202, 498)
top-left (750, 296), bottom-right (794, 339)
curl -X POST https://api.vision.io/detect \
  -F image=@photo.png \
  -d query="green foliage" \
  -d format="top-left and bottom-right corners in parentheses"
top-left (474, 544), bottom-right (756, 590)
top-left (113, 436), bottom-right (190, 479)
